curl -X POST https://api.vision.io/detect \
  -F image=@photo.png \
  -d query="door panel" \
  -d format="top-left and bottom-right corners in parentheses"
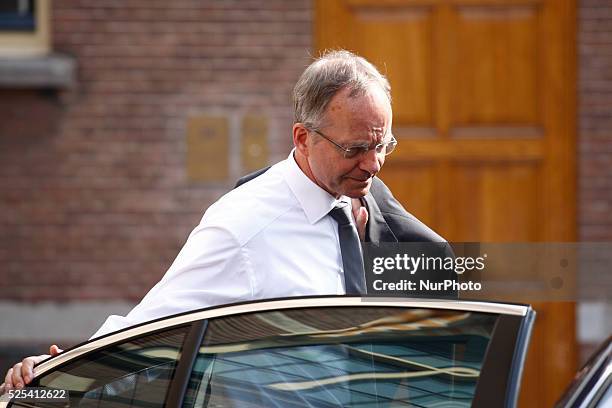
top-left (316, 0), bottom-right (576, 406)
top-left (452, 5), bottom-right (539, 124)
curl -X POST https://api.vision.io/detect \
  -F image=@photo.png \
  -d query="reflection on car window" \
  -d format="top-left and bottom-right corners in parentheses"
top-left (183, 307), bottom-right (497, 408)
top-left (596, 381), bottom-right (611, 408)
top-left (11, 326), bottom-right (188, 408)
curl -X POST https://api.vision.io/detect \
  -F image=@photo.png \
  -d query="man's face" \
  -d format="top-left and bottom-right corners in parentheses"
top-left (306, 85), bottom-right (393, 198)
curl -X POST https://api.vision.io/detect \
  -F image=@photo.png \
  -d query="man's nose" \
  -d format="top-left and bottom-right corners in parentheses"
top-left (359, 149), bottom-right (382, 176)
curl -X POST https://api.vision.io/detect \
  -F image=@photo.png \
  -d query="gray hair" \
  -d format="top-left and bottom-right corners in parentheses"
top-left (293, 50), bottom-right (391, 130)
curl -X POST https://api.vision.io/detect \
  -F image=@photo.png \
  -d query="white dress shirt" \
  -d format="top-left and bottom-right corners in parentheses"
top-left (91, 151), bottom-right (351, 339)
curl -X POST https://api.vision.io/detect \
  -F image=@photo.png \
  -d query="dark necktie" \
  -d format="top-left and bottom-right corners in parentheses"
top-left (328, 204), bottom-right (366, 295)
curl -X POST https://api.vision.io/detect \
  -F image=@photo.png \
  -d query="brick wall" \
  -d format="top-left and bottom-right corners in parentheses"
top-left (577, 0), bottom-right (612, 362)
top-left (579, 0), bottom-right (612, 242)
top-left (0, 0), bottom-right (312, 302)
top-left (0, 0), bottom-right (609, 316)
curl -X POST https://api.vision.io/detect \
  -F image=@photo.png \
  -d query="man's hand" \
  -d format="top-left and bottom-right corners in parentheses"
top-left (351, 198), bottom-right (369, 241)
top-left (0, 345), bottom-right (63, 395)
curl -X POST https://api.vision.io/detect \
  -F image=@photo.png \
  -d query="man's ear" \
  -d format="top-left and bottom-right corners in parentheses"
top-left (293, 123), bottom-right (310, 157)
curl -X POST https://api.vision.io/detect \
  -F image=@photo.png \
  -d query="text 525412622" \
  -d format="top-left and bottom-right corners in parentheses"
top-left (4, 388), bottom-right (69, 402)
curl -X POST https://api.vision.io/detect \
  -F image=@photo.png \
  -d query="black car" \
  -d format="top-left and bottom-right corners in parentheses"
top-left (555, 336), bottom-right (611, 408)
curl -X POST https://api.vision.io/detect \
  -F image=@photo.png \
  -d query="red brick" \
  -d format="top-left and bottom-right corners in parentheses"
top-left (1, 0), bottom-right (609, 302)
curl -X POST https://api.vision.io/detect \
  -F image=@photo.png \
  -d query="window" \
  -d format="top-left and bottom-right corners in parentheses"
top-left (0, 1), bottom-right (35, 31)
top-left (0, 0), bottom-right (49, 56)
top-left (10, 326), bottom-right (189, 408)
top-left (595, 383), bottom-right (611, 408)
top-left (183, 307), bottom-right (498, 407)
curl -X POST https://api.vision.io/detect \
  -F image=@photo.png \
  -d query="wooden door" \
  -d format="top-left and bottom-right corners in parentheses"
top-left (316, 0), bottom-right (576, 406)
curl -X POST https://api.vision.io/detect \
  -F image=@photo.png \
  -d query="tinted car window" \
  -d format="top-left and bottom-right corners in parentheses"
top-left (10, 326), bottom-right (188, 408)
top-left (596, 382), bottom-right (611, 408)
top-left (183, 307), bottom-right (498, 407)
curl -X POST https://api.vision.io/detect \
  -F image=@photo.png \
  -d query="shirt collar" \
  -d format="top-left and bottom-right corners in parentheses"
top-left (284, 149), bottom-right (350, 224)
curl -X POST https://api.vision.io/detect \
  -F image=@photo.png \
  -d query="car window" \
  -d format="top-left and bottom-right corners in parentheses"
top-left (10, 325), bottom-right (188, 408)
top-left (595, 382), bottom-right (611, 408)
top-left (182, 307), bottom-right (498, 407)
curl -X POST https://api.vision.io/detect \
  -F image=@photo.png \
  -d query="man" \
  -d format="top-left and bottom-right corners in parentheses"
top-left (1, 50), bottom-right (447, 393)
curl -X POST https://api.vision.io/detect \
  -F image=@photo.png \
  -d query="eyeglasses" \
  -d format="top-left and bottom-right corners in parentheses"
top-left (310, 129), bottom-right (398, 159)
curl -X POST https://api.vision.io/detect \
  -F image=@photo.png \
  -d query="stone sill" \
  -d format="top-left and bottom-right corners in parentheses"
top-left (0, 53), bottom-right (76, 89)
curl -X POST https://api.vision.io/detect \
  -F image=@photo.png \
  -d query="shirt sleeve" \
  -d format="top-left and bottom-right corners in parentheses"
top-left (90, 223), bottom-right (251, 339)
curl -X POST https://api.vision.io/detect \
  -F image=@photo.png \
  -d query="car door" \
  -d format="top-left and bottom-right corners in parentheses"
top-left (2, 297), bottom-right (535, 408)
